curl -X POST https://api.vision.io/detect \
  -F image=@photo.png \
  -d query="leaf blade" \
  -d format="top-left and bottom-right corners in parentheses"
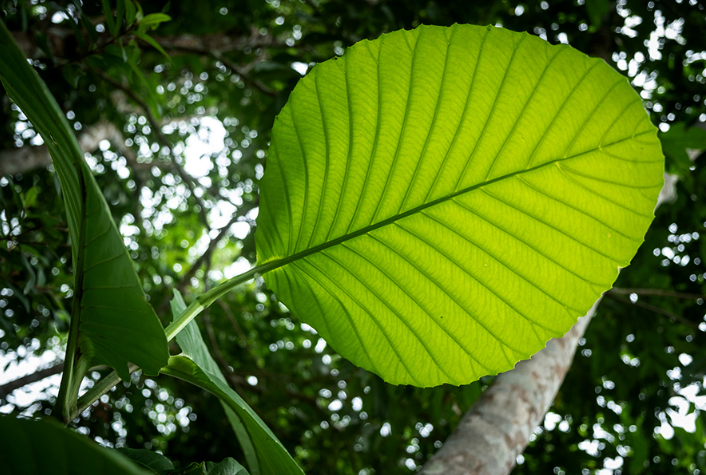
top-left (256, 24), bottom-right (663, 386)
top-left (0, 21), bottom-right (168, 414)
top-left (161, 356), bottom-right (305, 475)
top-left (169, 291), bottom-right (302, 475)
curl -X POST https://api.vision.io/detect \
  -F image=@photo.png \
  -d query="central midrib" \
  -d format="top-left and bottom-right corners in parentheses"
top-left (262, 129), bottom-right (654, 273)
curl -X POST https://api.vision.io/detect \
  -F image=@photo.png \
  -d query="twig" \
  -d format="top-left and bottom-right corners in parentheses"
top-left (176, 211), bottom-right (242, 293)
top-left (609, 287), bottom-right (705, 300)
top-left (202, 308), bottom-right (245, 393)
top-left (200, 268), bottom-right (246, 393)
top-left (606, 292), bottom-right (700, 330)
top-left (157, 197), bottom-right (258, 316)
top-left (157, 42), bottom-right (278, 97)
top-left (212, 54), bottom-right (277, 97)
top-left (216, 299), bottom-right (258, 364)
top-left (0, 363), bottom-right (64, 397)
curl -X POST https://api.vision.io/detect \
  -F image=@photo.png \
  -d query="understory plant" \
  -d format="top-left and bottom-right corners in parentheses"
top-left (0, 17), bottom-right (663, 475)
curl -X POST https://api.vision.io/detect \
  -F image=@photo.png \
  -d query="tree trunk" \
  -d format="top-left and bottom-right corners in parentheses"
top-left (419, 306), bottom-right (594, 475)
top-left (0, 120), bottom-right (143, 176)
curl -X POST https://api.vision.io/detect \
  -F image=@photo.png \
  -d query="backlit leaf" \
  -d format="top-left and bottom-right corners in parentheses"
top-left (256, 24), bottom-right (663, 386)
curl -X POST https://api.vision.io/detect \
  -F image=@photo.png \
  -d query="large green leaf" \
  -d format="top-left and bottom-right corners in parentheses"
top-left (161, 356), bottom-right (304, 475)
top-left (0, 21), bottom-right (168, 416)
top-left (0, 416), bottom-right (150, 475)
top-left (255, 24), bottom-right (663, 386)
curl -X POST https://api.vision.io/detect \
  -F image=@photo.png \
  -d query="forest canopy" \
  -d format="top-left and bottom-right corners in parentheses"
top-left (1, 0), bottom-right (706, 474)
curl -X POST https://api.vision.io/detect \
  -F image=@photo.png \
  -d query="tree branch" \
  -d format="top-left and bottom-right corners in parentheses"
top-left (152, 29), bottom-right (289, 54)
top-left (0, 362), bottom-right (64, 397)
top-left (202, 308), bottom-right (245, 393)
top-left (10, 28), bottom-right (278, 63)
top-left (609, 287), bottom-right (705, 300)
top-left (605, 292), bottom-right (699, 330)
top-left (0, 120), bottom-right (147, 176)
top-left (210, 54), bottom-right (277, 97)
top-left (216, 299), bottom-right (259, 364)
top-left (155, 199), bottom-right (257, 316)
top-left (176, 206), bottom-right (253, 294)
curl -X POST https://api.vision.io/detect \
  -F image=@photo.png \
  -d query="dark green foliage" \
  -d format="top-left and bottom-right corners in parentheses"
top-left (0, 415), bottom-right (149, 474)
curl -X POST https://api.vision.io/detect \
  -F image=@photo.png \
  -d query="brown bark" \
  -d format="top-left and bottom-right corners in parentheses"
top-left (10, 28), bottom-right (280, 62)
top-left (0, 120), bottom-right (147, 176)
top-left (153, 28), bottom-right (285, 54)
top-left (0, 362), bottom-right (64, 397)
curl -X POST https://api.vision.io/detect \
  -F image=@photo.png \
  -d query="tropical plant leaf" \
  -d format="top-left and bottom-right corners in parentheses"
top-left (170, 291), bottom-right (260, 475)
top-left (255, 24), bottom-right (663, 386)
top-left (0, 416), bottom-right (150, 475)
top-left (161, 356), bottom-right (304, 475)
top-left (0, 21), bottom-right (168, 416)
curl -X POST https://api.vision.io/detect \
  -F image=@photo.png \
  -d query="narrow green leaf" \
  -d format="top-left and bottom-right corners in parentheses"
top-left (161, 355), bottom-right (304, 475)
top-left (170, 290), bottom-right (290, 475)
top-left (125, 0), bottom-right (137, 25)
top-left (135, 1), bottom-right (144, 21)
top-left (0, 416), bottom-right (150, 475)
top-left (23, 186), bottom-right (38, 209)
top-left (81, 12), bottom-right (100, 46)
top-left (0, 20), bottom-right (168, 417)
top-left (116, 0), bottom-right (125, 32)
top-left (255, 24), bottom-right (663, 386)
top-left (101, 0), bottom-right (117, 37)
top-left (135, 31), bottom-right (171, 61)
top-left (62, 64), bottom-right (85, 89)
top-left (128, 61), bottom-right (162, 118)
top-left (64, 9), bottom-right (87, 51)
top-left (138, 13), bottom-right (172, 28)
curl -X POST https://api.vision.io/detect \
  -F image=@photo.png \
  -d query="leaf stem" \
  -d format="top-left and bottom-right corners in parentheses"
top-left (164, 260), bottom-right (278, 340)
top-left (55, 164), bottom-right (88, 423)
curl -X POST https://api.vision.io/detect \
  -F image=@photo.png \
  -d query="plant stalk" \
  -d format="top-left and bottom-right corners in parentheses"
top-left (55, 164), bottom-right (88, 423)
